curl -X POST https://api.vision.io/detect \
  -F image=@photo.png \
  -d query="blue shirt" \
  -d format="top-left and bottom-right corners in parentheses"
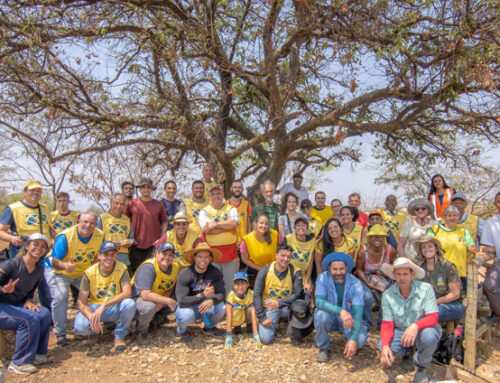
top-left (45, 230), bottom-right (94, 269)
top-left (315, 271), bottom-right (364, 312)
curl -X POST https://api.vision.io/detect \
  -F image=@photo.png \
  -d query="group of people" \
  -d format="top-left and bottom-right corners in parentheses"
top-left (0, 169), bottom-right (498, 383)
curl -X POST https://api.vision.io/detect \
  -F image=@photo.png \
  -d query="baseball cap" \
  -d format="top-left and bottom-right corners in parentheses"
top-left (99, 241), bottom-right (118, 253)
top-left (233, 272), bottom-right (249, 282)
top-left (24, 180), bottom-right (42, 190)
top-left (158, 242), bottom-right (176, 253)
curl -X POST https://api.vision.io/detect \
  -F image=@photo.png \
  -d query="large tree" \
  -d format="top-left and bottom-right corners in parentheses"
top-left (0, 0), bottom-right (498, 200)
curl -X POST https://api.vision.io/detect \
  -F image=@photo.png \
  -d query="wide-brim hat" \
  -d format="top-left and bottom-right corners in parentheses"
top-left (172, 211), bottom-right (191, 224)
top-left (321, 252), bottom-right (355, 273)
top-left (413, 235), bottom-right (444, 258)
top-left (136, 177), bottom-right (156, 190)
top-left (183, 242), bottom-right (222, 264)
top-left (407, 198), bottom-right (435, 219)
top-left (380, 257), bottom-right (425, 280)
top-left (288, 299), bottom-right (313, 329)
top-left (208, 183), bottom-right (223, 192)
top-left (366, 224), bottom-right (389, 237)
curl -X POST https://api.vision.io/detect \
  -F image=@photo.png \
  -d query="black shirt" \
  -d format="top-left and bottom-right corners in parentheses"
top-left (0, 257), bottom-right (44, 306)
top-left (175, 264), bottom-right (225, 308)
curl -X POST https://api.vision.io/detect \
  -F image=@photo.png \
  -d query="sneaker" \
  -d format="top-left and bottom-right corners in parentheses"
top-left (113, 338), bottom-right (127, 352)
top-left (481, 314), bottom-right (500, 325)
top-left (85, 335), bottom-right (98, 347)
top-left (414, 366), bottom-right (430, 383)
top-left (316, 349), bottom-right (329, 363)
top-left (178, 331), bottom-right (192, 344)
top-left (8, 362), bottom-right (38, 375)
top-left (56, 335), bottom-right (69, 346)
top-left (402, 354), bottom-right (414, 371)
top-left (202, 327), bottom-right (225, 337)
top-left (34, 354), bottom-right (48, 365)
top-left (137, 331), bottom-right (149, 346)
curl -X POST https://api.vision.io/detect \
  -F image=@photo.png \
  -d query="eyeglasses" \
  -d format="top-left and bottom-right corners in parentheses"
top-left (414, 206), bottom-right (428, 211)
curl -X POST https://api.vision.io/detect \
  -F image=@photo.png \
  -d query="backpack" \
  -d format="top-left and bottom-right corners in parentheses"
top-left (433, 325), bottom-right (464, 364)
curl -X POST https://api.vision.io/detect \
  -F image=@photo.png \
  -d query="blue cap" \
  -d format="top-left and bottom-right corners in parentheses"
top-left (233, 271), bottom-right (249, 282)
top-left (99, 241), bottom-right (118, 253)
top-left (158, 242), bottom-right (176, 253)
top-left (321, 252), bottom-right (355, 273)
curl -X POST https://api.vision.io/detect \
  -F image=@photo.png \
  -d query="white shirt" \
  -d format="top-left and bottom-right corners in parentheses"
top-left (280, 182), bottom-right (309, 204)
top-left (481, 214), bottom-right (500, 259)
top-left (198, 205), bottom-right (239, 232)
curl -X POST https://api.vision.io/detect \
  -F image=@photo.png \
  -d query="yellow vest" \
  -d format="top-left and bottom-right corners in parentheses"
top-left (9, 201), bottom-right (52, 238)
top-left (166, 228), bottom-right (199, 269)
top-left (315, 236), bottom-right (356, 256)
top-left (457, 214), bottom-right (479, 242)
top-left (229, 199), bottom-right (249, 244)
top-left (381, 209), bottom-right (407, 241)
top-left (54, 226), bottom-right (104, 279)
top-left (85, 261), bottom-right (128, 304)
top-left (286, 234), bottom-right (316, 279)
top-left (310, 206), bottom-right (333, 224)
top-left (243, 230), bottom-right (278, 267)
top-left (429, 225), bottom-right (469, 277)
top-left (202, 179), bottom-right (214, 200)
top-left (184, 198), bottom-right (208, 234)
top-left (308, 217), bottom-right (323, 238)
top-left (344, 224), bottom-right (364, 252)
top-left (51, 210), bottom-right (79, 234)
top-left (131, 258), bottom-right (179, 295)
top-left (99, 212), bottom-right (131, 254)
top-left (203, 203), bottom-right (237, 246)
top-left (226, 289), bottom-right (254, 327)
top-left (262, 262), bottom-right (295, 302)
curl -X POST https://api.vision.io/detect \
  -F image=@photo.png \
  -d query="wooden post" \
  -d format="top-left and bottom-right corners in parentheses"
top-left (0, 330), bottom-right (5, 356)
top-left (464, 261), bottom-right (478, 370)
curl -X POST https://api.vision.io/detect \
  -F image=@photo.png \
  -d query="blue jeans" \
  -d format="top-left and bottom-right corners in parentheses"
top-left (438, 301), bottom-right (466, 322)
top-left (175, 301), bottom-right (226, 334)
top-left (37, 273), bottom-right (52, 311)
top-left (257, 307), bottom-right (290, 345)
top-left (0, 304), bottom-right (51, 366)
top-left (314, 309), bottom-right (368, 351)
top-left (377, 325), bottom-right (442, 368)
top-left (73, 298), bottom-right (136, 339)
top-left (45, 269), bottom-right (82, 336)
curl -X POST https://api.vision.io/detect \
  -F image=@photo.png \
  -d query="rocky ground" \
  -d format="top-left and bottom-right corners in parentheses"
top-left (1, 307), bottom-right (499, 383)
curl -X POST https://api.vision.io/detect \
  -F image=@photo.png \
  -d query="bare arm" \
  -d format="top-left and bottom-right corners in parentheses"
top-left (139, 289), bottom-right (177, 307)
top-left (436, 282), bottom-right (461, 305)
top-left (397, 237), bottom-right (408, 257)
top-left (0, 223), bottom-right (22, 246)
top-left (240, 248), bottom-right (262, 271)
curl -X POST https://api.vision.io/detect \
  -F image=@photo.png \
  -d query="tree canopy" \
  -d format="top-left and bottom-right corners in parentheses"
top-left (0, 0), bottom-right (498, 199)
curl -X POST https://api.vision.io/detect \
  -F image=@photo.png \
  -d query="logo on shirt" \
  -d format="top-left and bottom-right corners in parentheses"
top-left (232, 301), bottom-right (249, 310)
top-left (267, 288), bottom-right (290, 299)
top-left (212, 213), bottom-right (228, 223)
top-left (25, 213), bottom-right (48, 226)
top-left (191, 279), bottom-right (213, 292)
top-left (54, 219), bottom-right (75, 230)
top-left (96, 283), bottom-right (117, 300)
top-left (109, 223), bottom-right (128, 234)
top-left (292, 250), bottom-right (310, 263)
top-left (74, 250), bottom-right (95, 263)
top-left (158, 278), bottom-right (174, 291)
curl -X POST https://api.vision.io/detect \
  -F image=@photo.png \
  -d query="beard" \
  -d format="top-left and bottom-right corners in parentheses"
top-left (232, 191), bottom-right (242, 198)
top-left (333, 275), bottom-right (345, 284)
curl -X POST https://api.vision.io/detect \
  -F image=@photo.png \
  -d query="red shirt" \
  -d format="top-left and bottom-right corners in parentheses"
top-left (356, 211), bottom-right (368, 228)
top-left (124, 198), bottom-right (167, 249)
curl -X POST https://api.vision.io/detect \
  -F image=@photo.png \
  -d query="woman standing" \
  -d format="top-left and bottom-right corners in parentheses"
top-left (426, 206), bottom-right (478, 288)
top-left (278, 192), bottom-right (306, 238)
top-left (0, 233), bottom-right (52, 375)
top-left (355, 224), bottom-right (397, 329)
top-left (416, 236), bottom-right (465, 322)
top-left (340, 206), bottom-right (365, 260)
top-left (428, 174), bottom-right (456, 220)
top-left (314, 218), bottom-right (355, 275)
top-left (397, 198), bottom-right (437, 262)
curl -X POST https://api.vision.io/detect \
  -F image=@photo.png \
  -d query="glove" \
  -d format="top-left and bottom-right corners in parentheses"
top-left (253, 333), bottom-right (262, 348)
top-left (224, 334), bottom-right (233, 350)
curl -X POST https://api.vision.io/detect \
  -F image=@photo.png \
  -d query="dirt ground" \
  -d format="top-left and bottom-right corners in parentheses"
top-left (1, 307), bottom-right (499, 383)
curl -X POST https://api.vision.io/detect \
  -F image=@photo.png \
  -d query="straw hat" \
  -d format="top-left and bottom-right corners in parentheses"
top-left (407, 198), bottom-right (435, 219)
top-left (413, 235), bottom-right (444, 258)
top-left (172, 211), bottom-right (191, 224)
top-left (380, 257), bottom-right (425, 280)
top-left (183, 242), bottom-right (222, 264)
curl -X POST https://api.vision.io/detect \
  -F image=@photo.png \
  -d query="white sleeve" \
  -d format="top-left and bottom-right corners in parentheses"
top-left (198, 209), bottom-right (211, 232)
top-left (228, 207), bottom-right (239, 224)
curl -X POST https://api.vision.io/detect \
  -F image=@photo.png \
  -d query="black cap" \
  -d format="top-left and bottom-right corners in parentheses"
top-left (289, 299), bottom-right (313, 329)
top-left (292, 173), bottom-right (303, 179)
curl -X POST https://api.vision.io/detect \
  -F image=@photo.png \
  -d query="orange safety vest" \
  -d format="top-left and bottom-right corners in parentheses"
top-left (430, 188), bottom-right (454, 220)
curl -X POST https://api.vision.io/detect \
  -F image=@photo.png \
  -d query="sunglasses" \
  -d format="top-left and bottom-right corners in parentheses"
top-left (414, 206), bottom-right (428, 211)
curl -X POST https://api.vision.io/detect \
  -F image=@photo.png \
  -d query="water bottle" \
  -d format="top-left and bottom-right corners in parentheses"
top-left (201, 313), bottom-right (211, 327)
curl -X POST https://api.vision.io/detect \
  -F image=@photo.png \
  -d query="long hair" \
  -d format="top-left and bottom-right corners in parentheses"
top-left (255, 213), bottom-right (272, 244)
top-left (340, 205), bottom-right (359, 222)
top-left (322, 218), bottom-right (346, 255)
top-left (281, 192), bottom-right (298, 214)
top-left (428, 174), bottom-right (450, 196)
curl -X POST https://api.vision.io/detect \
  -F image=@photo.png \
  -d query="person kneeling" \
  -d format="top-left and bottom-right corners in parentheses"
top-left (315, 252), bottom-right (367, 363)
top-left (379, 258), bottom-right (441, 383)
top-left (74, 241), bottom-right (136, 351)
top-left (224, 272), bottom-right (261, 349)
top-left (254, 245), bottom-right (304, 345)
top-left (0, 234), bottom-right (52, 375)
top-left (132, 242), bottom-right (179, 345)
top-left (174, 243), bottom-right (226, 343)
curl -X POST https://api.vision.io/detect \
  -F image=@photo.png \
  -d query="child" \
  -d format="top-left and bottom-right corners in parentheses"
top-left (225, 272), bottom-right (261, 349)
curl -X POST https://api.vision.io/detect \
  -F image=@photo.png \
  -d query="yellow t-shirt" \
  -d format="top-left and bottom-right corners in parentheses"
top-left (203, 203), bottom-right (237, 246)
top-left (381, 209), bottom-right (407, 241)
top-left (9, 201), bottom-right (53, 238)
top-left (51, 210), bottom-right (79, 234)
top-left (166, 228), bottom-right (199, 269)
top-left (202, 179), bottom-right (214, 200)
top-left (308, 217), bottom-right (323, 238)
top-left (84, 261), bottom-right (128, 304)
top-left (310, 206), bottom-right (333, 224)
top-left (315, 236), bottom-right (356, 256)
top-left (131, 258), bottom-right (179, 295)
top-left (262, 262), bottom-right (296, 303)
top-left (183, 198), bottom-right (209, 234)
top-left (457, 214), bottom-right (479, 242)
top-left (226, 289), bottom-right (254, 327)
top-left (228, 199), bottom-right (250, 244)
top-left (99, 212), bottom-right (131, 253)
top-left (343, 224), bottom-right (364, 252)
top-left (286, 233), bottom-right (316, 279)
top-left (242, 230), bottom-right (278, 267)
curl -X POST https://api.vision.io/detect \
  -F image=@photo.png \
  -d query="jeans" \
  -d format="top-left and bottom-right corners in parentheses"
top-left (438, 301), bottom-right (466, 322)
top-left (377, 325), bottom-right (442, 368)
top-left (46, 269), bottom-right (82, 336)
top-left (214, 258), bottom-right (240, 297)
top-left (314, 309), bottom-right (368, 351)
top-left (73, 298), bottom-right (136, 339)
top-left (37, 272), bottom-right (52, 311)
top-left (175, 301), bottom-right (226, 334)
top-left (0, 303), bottom-right (51, 365)
top-left (257, 307), bottom-right (290, 345)
top-left (135, 297), bottom-right (175, 333)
